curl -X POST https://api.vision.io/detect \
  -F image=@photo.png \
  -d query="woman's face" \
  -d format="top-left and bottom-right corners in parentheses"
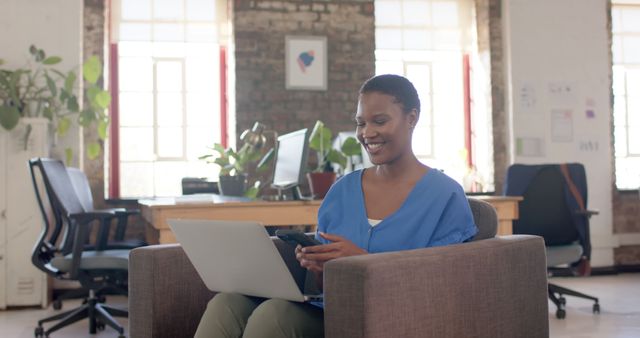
top-left (355, 91), bottom-right (417, 166)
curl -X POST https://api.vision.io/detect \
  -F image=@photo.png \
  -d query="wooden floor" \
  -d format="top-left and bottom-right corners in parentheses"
top-left (0, 273), bottom-right (638, 337)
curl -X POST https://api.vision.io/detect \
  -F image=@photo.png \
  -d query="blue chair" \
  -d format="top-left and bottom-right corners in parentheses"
top-left (505, 163), bottom-right (600, 319)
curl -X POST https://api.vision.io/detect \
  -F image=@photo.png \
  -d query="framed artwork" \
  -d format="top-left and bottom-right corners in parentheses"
top-left (285, 36), bottom-right (327, 90)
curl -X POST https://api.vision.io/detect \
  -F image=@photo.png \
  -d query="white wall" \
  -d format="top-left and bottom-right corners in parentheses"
top-left (503, 0), bottom-right (615, 266)
top-left (0, 0), bottom-right (83, 165)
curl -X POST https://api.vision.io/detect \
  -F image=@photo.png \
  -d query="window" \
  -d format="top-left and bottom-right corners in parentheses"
top-left (612, 3), bottom-right (640, 190)
top-left (111, 0), bottom-right (229, 197)
top-left (374, 0), bottom-right (477, 186)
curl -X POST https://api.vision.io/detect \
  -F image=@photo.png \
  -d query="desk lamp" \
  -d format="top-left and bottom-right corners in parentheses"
top-left (240, 122), bottom-right (277, 151)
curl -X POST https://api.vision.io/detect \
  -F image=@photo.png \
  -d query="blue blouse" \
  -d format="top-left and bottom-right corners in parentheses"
top-left (315, 169), bottom-right (477, 253)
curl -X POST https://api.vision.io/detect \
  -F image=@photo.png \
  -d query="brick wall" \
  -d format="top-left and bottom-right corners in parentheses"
top-left (83, 0), bottom-right (106, 209)
top-left (613, 191), bottom-right (640, 265)
top-left (233, 0), bottom-right (375, 138)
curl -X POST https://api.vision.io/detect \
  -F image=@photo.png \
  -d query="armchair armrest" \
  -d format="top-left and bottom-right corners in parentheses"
top-left (324, 235), bottom-right (549, 338)
top-left (129, 244), bottom-right (214, 338)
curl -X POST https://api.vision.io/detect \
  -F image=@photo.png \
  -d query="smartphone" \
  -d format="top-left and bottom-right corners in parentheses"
top-left (275, 229), bottom-right (322, 248)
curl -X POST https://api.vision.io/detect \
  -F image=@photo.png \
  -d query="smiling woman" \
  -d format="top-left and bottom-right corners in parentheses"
top-left (355, 74), bottom-right (420, 167)
top-left (192, 74), bottom-right (478, 338)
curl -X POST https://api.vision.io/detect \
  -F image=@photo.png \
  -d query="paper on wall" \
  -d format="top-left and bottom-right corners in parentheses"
top-left (551, 109), bottom-right (573, 142)
top-left (516, 137), bottom-right (545, 157)
top-left (548, 82), bottom-right (576, 106)
top-left (516, 83), bottom-right (537, 114)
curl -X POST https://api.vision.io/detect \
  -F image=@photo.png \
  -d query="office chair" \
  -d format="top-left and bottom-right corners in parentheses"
top-left (67, 167), bottom-right (146, 251)
top-left (505, 163), bottom-right (600, 319)
top-left (29, 158), bottom-right (129, 337)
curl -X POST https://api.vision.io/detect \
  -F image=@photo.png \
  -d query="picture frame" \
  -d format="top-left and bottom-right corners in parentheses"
top-left (285, 35), bottom-right (327, 91)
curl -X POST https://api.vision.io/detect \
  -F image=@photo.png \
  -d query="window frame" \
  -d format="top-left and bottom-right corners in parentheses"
top-left (108, 0), bottom-right (228, 199)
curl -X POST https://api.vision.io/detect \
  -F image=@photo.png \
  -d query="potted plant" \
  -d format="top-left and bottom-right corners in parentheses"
top-left (307, 120), bottom-right (362, 199)
top-left (199, 141), bottom-right (270, 198)
top-left (0, 45), bottom-right (110, 163)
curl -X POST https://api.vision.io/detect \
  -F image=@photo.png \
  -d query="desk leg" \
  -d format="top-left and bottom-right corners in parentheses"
top-left (145, 223), bottom-right (160, 245)
top-left (159, 230), bottom-right (177, 244)
top-left (497, 220), bottom-right (513, 236)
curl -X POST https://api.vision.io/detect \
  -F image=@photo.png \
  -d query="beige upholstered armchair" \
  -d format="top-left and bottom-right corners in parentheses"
top-left (129, 199), bottom-right (549, 338)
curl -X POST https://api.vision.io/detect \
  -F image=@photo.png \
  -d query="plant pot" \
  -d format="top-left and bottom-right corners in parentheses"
top-left (306, 172), bottom-right (337, 199)
top-left (218, 174), bottom-right (248, 196)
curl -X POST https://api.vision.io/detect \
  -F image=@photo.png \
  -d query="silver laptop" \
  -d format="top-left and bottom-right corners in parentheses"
top-left (168, 219), bottom-right (322, 303)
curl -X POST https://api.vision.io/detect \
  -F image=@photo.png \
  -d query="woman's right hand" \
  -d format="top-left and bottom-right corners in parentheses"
top-left (295, 244), bottom-right (324, 273)
top-left (296, 244), bottom-right (324, 290)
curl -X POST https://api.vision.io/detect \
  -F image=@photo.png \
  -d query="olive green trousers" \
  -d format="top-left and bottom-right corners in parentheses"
top-left (194, 293), bottom-right (324, 338)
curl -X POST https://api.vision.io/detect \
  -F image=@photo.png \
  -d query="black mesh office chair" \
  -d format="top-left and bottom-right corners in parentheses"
top-left (29, 158), bottom-right (129, 337)
top-left (505, 163), bottom-right (600, 319)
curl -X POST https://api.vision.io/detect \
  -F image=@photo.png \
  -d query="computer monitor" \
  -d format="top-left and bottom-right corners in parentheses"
top-left (271, 128), bottom-right (310, 200)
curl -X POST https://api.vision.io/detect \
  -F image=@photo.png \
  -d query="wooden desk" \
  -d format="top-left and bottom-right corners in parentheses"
top-left (138, 195), bottom-right (522, 244)
top-left (472, 195), bottom-right (523, 236)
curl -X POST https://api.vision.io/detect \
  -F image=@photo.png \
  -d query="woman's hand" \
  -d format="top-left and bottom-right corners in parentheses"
top-left (296, 232), bottom-right (367, 273)
top-left (295, 245), bottom-right (324, 273)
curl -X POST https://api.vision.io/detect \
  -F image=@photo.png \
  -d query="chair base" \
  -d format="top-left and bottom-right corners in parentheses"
top-left (51, 287), bottom-right (89, 310)
top-left (35, 292), bottom-right (127, 338)
top-left (548, 282), bottom-right (600, 319)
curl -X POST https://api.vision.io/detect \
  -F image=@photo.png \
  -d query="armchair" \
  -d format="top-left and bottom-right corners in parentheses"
top-left (129, 198), bottom-right (549, 338)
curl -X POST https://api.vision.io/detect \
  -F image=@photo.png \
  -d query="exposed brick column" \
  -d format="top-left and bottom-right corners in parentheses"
top-left (233, 0), bottom-right (375, 139)
top-left (82, 0), bottom-right (107, 208)
top-left (475, 0), bottom-right (509, 194)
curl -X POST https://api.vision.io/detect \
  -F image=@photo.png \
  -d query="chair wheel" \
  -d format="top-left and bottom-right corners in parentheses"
top-left (96, 320), bottom-right (106, 331)
top-left (556, 309), bottom-right (566, 319)
top-left (593, 303), bottom-right (600, 314)
top-left (52, 299), bottom-right (62, 310)
top-left (34, 326), bottom-right (46, 337)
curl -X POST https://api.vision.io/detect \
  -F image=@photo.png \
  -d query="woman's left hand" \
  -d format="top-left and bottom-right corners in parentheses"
top-left (299, 232), bottom-right (367, 264)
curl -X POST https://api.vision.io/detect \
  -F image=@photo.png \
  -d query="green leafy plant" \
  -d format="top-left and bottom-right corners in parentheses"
top-left (308, 120), bottom-right (362, 173)
top-left (199, 142), bottom-right (271, 198)
top-left (0, 45), bottom-right (110, 163)
top-left (199, 143), bottom-right (265, 176)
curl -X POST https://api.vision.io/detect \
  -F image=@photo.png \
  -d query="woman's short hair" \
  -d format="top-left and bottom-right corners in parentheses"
top-left (359, 74), bottom-right (421, 114)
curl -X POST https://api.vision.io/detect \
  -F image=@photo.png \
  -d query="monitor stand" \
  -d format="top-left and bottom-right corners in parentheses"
top-left (272, 185), bottom-right (313, 201)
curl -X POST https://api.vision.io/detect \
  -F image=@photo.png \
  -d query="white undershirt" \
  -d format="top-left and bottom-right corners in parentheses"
top-left (368, 218), bottom-right (382, 227)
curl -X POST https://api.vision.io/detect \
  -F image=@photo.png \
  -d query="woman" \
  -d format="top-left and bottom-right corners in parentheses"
top-left (194, 74), bottom-right (477, 338)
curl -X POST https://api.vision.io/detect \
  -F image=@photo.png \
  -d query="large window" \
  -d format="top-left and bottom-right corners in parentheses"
top-left (374, 0), bottom-right (476, 185)
top-left (111, 0), bottom-right (228, 197)
top-left (612, 3), bottom-right (640, 190)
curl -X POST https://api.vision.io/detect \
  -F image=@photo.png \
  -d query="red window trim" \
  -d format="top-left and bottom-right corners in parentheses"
top-left (109, 43), bottom-right (120, 199)
top-left (462, 54), bottom-right (473, 169)
top-left (220, 46), bottom-right (228, 149)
